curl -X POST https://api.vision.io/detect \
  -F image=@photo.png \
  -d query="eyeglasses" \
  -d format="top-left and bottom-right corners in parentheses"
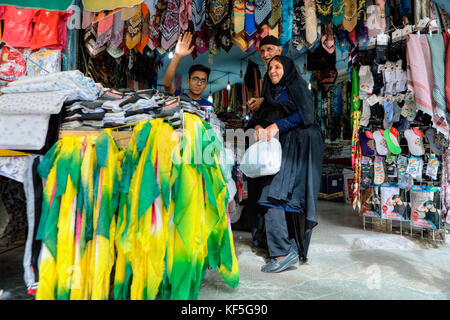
top-left (190, 76), bottom-right (208, 84)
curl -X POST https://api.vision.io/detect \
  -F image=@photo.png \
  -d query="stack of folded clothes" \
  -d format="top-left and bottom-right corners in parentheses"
top-left (61, 87), bottom-right (222, 131)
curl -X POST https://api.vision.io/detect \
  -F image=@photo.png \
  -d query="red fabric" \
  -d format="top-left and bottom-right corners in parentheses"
top-left (0, 46), bottom-right (26, 81)
top-left (30, 10), bottom-right (62, 50)
top-left (0, 6), bottom-right (37, 48)
top-left (443, 32), bottom-right (450, 113)
top-left (47, 10), bottom-right (71, 50)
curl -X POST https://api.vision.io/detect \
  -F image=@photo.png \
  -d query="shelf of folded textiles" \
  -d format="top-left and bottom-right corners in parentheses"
top-left (58, 130), bottom-right (132, 148)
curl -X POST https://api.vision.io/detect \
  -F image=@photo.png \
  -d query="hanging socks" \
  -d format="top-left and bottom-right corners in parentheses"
top-left (373, 129), bottom-right (388, 155)
top-left (383, 127), bottom-right (402, 154)
top-left (374, 156), bottom-right (385, 185)
top-left (386, 155), bottom-right (397, 177)
top-left (360, 156), bottom-right (373, 190)
top-left (359, 131), bottom-right (376, 156)
top-left (425, 154), bottom-right (439, 180)
top-left (404, 128), bottom-right (425, 156)
top-left (425, 128), bottom-right (443, 155)
top-left (383, 98), bottom-right (394, 123)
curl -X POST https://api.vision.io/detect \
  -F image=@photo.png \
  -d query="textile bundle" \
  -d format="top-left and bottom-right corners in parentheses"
top-left (35, 115), bottom-right (239, 300)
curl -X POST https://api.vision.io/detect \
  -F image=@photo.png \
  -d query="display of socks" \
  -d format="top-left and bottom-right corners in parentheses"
top-left (404, 128), bottom-right (425, 156)
top-left (359, 131), bottom-right (376, 156)
top-left (425, 128), bottom-right (443, 156)
top-left (386, 155), bottom-right (397, 178)
top-left (397, 155), bottom-right (411, 189)
top-left (374, 155), bottom-right (385, 185)
top-left (383, 98), bottom-right (394, 123)
top-left (425, 154), bottom-right (439, 180)
top-left (361, 156), bottom-right (373, 189)
top-left (406, 156), bottom-right (423, 182)
top-left (383, 127), bottom-right (402, 154)
top-left (373, 129), bottom-right (389, 155)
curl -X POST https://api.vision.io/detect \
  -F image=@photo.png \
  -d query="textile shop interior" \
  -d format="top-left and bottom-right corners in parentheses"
top-left (0, 0), bottom-right (449, 300)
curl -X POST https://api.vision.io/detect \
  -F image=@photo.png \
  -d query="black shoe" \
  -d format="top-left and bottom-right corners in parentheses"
top-left (261, 250), bottom-right (299, 273)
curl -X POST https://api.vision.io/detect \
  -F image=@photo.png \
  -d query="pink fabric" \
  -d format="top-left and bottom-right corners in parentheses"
top-left (179, 0), bottom-right (192, 31)
top-left (406, 34), bottom-right (434, 117)
top-left (443, 33), bottom-right (450, 114)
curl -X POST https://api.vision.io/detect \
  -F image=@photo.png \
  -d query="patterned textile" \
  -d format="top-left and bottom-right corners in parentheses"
top-left (125, 4), bottom-right (143, 49)
top-left (426, 34), bottom-right (449, 136)
top-left (442, 149), bottom-right (450, 224)
top-left (208, 0), bottom-right (230, 25)
top-left (192, 0), bottom-right (206, 31)
top-left (342, 0), bottom-right (358, 32)
top-left (0, 114), bottom-right (50, 150)
top-left (0, 156), bottom-right (27, 183)
top-left (179, 0), bottom-right (193, 30)
top-left (268, 0), bottom-right (282, 28)
top-left (135, 3), bottom-right (150, 52)
top-left (332, 0), bottom-right (345, 26)
top-left (218, 17), bottom-right (233, 51)
top-left (316, 0), bottom-right (333, 24)
top-left (254, 0), bottom-right (272, 27)
top-left (280, 0), bottom-right (293, 46)
top-left (96, 14), bottom-right (114, 48)
top-left (161, 0), bottom-right (180, 50)
top-left (109, 12), bottom-right (125, 49)
top-left (1, 70), bottom-right (100, 101)
top-left (245, 0), bottom-right (258, 52)
top-left (292, 0), bottom-right (306, 51)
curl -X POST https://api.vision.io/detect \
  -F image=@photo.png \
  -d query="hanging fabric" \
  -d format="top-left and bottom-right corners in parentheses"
top-left (125, 4), bottom-right (143, 49)
top-left (192, 0), bottom-right (206, 31)
top-left (82, 0), bottom-right (145, 12)
top-left (342, 0), bottom-right (358, 32)
top-left (179, 0), bottom-right (192, 31)
top-left (280, 0), bottom-right (294, 46)
top-left (161, 0), bottom-right (180, 50)
top-left (245, 0), bottom-right (258, 52)
top-left (332, 0), bottom-right (346, 26)
top-left (254, 0), bottom-right (272, 28)
top-left (316, 0), bottom-right (333, 24)
top-left (291, 0), bottom-right (306, 51)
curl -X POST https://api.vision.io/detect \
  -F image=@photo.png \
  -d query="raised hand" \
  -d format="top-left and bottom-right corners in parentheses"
top-left (174, 32), bottom-right (195, 58)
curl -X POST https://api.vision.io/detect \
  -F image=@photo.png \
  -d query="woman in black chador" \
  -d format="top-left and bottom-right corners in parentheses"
top-left (246, 55), bottom-right (324, 273)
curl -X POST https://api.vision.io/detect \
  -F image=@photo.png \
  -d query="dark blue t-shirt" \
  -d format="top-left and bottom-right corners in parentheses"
top-left (174, 89), bottom-right (214, 108)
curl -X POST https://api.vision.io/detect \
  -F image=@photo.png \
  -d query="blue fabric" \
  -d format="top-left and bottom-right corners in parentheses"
top-left (399, 0), bottom-right (411, 16)
top-left (433, 0), bottom-right (450, 15)
top-left (280, 0), bottom-right (293, 46)
top-left (174, 89), bottom-right (214, 107)
top-left (273, 87), bottom-right (303, 134)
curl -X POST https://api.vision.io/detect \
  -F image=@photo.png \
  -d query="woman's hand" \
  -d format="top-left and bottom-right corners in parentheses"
top-left (254, 125), bottom-right (265, 141)
top-left (247, 97), bottom-right (264, 112)
top-left (265, 123), bottom-right (279, 140)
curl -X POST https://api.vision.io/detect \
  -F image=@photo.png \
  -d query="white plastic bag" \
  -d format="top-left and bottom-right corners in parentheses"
top-left (239, 139), bottom-right (282, 178)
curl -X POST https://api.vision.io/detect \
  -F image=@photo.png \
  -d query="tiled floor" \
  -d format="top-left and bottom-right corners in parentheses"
top-left (1, 201), bottom-right (449, 300)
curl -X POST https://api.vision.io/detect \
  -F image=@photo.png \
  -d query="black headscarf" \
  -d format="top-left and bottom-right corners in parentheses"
top-left (260, 55), bottom-right (316, 126)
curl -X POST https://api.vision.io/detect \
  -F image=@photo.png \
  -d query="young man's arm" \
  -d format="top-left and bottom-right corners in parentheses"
top-left (162, 32), bottom-right (195, 95)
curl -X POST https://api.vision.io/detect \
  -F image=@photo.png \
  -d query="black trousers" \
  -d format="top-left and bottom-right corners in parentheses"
top-left (264, 206), bottom-right (298, 258)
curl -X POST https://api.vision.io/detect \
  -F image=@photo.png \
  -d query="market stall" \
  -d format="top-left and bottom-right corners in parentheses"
top-left (0, 0), bottom-right (449, 300)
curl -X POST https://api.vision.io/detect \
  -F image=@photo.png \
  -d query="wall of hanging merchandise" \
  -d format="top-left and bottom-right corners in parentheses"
top-left (0, 5), bottom-right (77, 84)
top-left (347, 0), bottom-right (450, 243)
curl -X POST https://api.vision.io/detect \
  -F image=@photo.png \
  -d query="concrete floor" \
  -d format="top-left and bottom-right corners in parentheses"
top-left (1, 200), bottom-right (449, 300)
